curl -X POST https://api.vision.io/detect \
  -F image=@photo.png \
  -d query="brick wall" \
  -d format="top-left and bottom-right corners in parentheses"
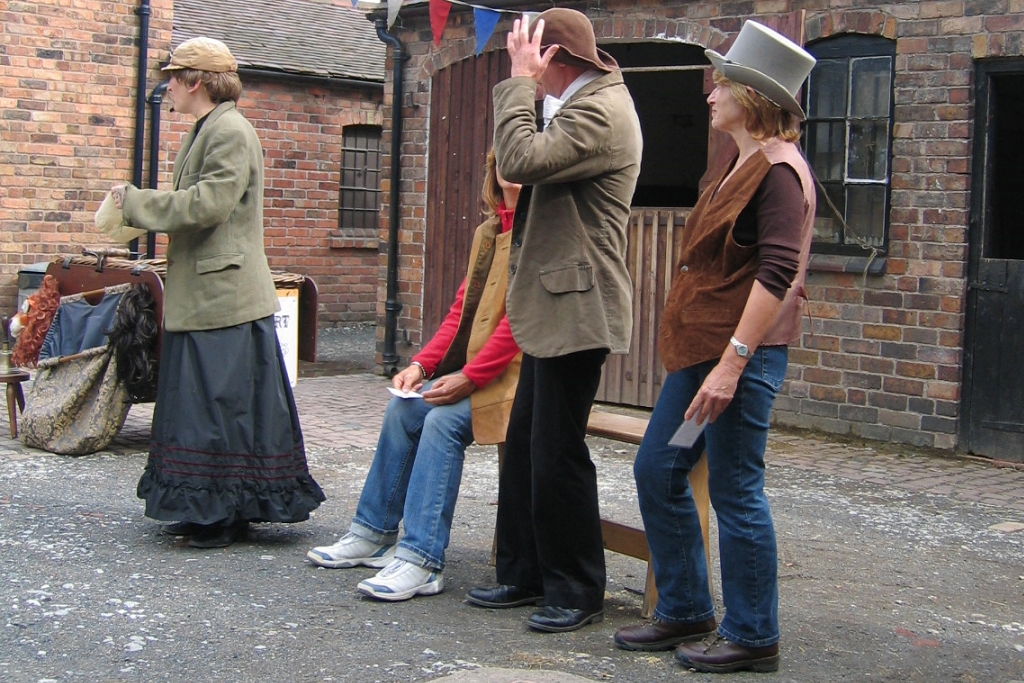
top-left (0, 0), bottom-right (173, 306)
top-left (373, 1), bottom-right (1024, 450)
top-left (0, 1), bottom-right (383, 328)
top-left (153, 78), bottom-right (384, 326)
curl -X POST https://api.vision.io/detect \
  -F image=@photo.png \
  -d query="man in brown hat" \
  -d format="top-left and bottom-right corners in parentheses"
top-left (466, 9), bottom-right (642, 633)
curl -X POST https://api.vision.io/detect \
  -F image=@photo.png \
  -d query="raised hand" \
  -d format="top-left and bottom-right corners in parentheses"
top-left (507, 17), bottom-right (558, 81)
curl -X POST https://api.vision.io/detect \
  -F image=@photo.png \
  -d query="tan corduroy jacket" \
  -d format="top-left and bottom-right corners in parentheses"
top-left (122, 101), bottom-right (279, 332)
top-left (493, 72), bottom-right (643, 358)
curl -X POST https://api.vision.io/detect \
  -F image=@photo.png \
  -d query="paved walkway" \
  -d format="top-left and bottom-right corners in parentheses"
top-left (114, 373), bottom-right (1024, 516)
top-left (7, 372), bottom-right (1024, 682)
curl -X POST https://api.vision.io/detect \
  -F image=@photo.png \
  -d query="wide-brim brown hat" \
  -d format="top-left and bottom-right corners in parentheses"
top-left (534, 8), bottom-right (617, 73)
top-left (162, 36), bottom-right (238, 73)
top-left (705, 20), bottom-right (815, 118)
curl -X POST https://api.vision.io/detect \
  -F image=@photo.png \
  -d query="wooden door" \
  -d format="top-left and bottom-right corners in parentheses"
top-left (961, 60), bottom-right (1024, 461)
top-left (423, 50), bottom-right (510, 341)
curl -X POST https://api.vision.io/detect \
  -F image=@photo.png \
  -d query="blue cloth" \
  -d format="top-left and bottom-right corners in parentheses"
top-left (349, 379), bottom-right (474, 571)
top-left (39, 290), bottom-right (126, 361)
top-left (634, 345), bottom-right (788, 648)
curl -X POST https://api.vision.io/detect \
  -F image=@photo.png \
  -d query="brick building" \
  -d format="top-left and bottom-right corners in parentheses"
top-left (367, 1), bottom-right (1024, 460)
top-left (0, 0), bottom-right (385, 327)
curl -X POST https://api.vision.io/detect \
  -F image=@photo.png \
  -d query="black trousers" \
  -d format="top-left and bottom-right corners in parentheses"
top-left (495, 348), bottom-right (608, 611)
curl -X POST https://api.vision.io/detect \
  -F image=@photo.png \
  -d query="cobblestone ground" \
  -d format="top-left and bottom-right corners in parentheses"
top-left (1, 328), bottom-right (1023, 682)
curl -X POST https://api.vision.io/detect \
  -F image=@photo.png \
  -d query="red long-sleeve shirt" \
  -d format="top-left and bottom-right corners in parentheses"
top-left (412, 205), bottom-right (519, 389)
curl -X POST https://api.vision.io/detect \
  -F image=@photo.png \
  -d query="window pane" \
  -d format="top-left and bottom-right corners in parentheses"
top-left (339, 125), bottom-right (383, 230)
top-left (813, 182), bottom-right (845, 244)
top-left (850, 57), bottom-right (891, 118)
top-left (848, 120), bottom-right (889, 180)
top-left (806, 121), bottom-right (845, 182)
top-left (807, 59), bottom-right (848, 118)
top-left (846, 185), bottom-right (886, 247)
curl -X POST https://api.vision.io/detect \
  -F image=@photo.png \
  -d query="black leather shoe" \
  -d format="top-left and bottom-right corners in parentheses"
top-left (527, 606), bottom-right (604, 633)
top-left (614, 618), bottom-right (717, 651)
top-left (676, 636), bottom-right (780, 673)
top-left (188, 522), bottom-right (249, 549)
top-left (466, 584), bottom-right (543, 608)
top-left (162, 521), bottom-right (205, 536)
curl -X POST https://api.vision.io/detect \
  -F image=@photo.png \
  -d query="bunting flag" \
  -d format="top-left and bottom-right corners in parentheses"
top-left (429, 0), bottom-right (452, 46)
top-left (473, 6), bottom-right (500, 55)
top-left (350, 0), bottom-right (358, 7)
top-left (385, 0), bottom-right (527, 49)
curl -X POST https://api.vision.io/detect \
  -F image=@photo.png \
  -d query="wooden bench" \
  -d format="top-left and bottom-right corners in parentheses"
top-left (492, 409), bottom-right (711, 619)
top-left (586, 409), bottom-right (711, 619)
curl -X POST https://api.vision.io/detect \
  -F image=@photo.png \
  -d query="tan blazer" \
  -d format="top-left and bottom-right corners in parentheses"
top-left (492, 72), bottom-right (643, 358)
top-left (122, 101), bottom-right (279, 332)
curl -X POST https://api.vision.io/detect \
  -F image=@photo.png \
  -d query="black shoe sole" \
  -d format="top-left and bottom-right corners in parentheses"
top-left (676, 652), bottom-right (780, 673)
top-left (527, 610), bottom-right (604, 633)
top-left (614, 628), bottom-right (717, 651)
top-left (465, 594), bottom-right (544, 609)
top-left (161, 522), bottom-right (205, 536)
top-left (188, 523), bottom-right (248, 549)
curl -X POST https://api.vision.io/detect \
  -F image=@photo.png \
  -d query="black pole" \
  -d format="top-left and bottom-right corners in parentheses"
top-left (130, 0), bottom-right (151, 259)
top-left (145, 81), bottom-right (168, 259)
top-left (374, 19), bottom-right (407, 376)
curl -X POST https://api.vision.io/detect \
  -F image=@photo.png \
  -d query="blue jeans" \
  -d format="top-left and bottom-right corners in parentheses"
top-left (634, 346), bottom-right (788, 648)
top-left (350, 380), bottom-right (474, 571)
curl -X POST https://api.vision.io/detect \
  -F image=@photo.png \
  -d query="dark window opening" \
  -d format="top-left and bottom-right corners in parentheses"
top-left (989, 72), bottom-right (1024, 260)
top-left (603, 42), bottom-right (709, 208)
top-left (339, 125), bottom-right (382, 231)
top-left (803, 35), bottom-right (895, 255)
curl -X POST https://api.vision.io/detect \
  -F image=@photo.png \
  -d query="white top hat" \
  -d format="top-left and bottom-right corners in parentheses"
top-left (705, 20), bottom-right (816, 118)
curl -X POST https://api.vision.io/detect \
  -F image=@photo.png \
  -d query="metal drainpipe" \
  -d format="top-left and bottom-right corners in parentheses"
top-left (129, 0), bottom-right (151, 259)
top-left (145, 81), bottom-right (168, 259)
top-left (374, 19), bottom-right (407, 376)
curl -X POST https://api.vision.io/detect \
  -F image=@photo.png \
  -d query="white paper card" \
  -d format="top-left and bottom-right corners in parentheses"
top-left (388, 387), bottom-right (422, 399)
top-left (669, 416), bottom-right (705, 449)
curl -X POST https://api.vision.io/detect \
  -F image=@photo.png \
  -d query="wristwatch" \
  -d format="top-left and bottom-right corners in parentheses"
top-left (730, 336), bottom-right (751, 358)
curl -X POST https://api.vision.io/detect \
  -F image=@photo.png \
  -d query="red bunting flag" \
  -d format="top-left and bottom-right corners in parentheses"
top-left (429, 0), bottom-right (452, 46)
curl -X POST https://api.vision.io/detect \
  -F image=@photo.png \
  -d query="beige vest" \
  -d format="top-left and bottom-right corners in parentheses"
top-left (433, 218), bottom-right (522, 445)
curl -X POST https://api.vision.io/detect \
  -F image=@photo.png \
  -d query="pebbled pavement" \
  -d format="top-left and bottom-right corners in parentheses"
top-left (1, 331), bottom-right (1024, 682)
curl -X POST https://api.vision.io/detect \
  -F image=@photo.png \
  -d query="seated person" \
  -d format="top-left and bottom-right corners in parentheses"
top-left (307, 150), bottom-right (522, 601)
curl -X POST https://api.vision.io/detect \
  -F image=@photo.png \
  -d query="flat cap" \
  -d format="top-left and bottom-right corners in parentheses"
top-left (162, 37), bottom-right (238, 73)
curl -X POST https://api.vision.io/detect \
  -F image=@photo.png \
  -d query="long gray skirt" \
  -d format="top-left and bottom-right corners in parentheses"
top-left (136, 315), bottom-right (325, 525)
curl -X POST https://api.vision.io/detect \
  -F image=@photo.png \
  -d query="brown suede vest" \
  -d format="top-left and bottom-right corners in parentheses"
top-left (433, 217), bottom-right (522, 445)
top-left (658, 139), bottom-right (814, 372)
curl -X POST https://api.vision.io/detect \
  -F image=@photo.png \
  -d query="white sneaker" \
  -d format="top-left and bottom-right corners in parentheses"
top-left (357, 559), bottom-right (444, 602)
top-left (307, 532), bottom-right (397, 568)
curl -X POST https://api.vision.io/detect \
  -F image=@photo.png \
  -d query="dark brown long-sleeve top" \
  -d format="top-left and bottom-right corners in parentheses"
top-left (731, 164), bottom-right (805, 300)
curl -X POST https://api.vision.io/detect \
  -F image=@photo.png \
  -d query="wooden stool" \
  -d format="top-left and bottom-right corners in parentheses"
top-left (0, 369), bottom-right (29, 438)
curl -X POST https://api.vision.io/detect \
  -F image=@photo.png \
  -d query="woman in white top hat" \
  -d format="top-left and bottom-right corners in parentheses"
top-left (613, 21), bottom-right (817, 673)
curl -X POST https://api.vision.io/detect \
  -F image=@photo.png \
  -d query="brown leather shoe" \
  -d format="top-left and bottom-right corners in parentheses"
top-left (675, 636), bottom-right (779, 673)
top-left (614, 618), bottom-right (717, 651)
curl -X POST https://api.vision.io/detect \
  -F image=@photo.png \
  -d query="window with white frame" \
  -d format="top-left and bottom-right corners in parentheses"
top-left (803, 35), bottom-right (896, 254)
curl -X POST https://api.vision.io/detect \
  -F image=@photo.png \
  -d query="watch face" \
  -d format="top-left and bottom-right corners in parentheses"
top-left (732, 338), bottom-right (749, 357)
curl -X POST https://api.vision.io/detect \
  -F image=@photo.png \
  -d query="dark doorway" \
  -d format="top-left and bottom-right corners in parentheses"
top-left (604, 41), bottom-right (709, 208)
top-left (962, 60), bottom-right (1024, 461)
